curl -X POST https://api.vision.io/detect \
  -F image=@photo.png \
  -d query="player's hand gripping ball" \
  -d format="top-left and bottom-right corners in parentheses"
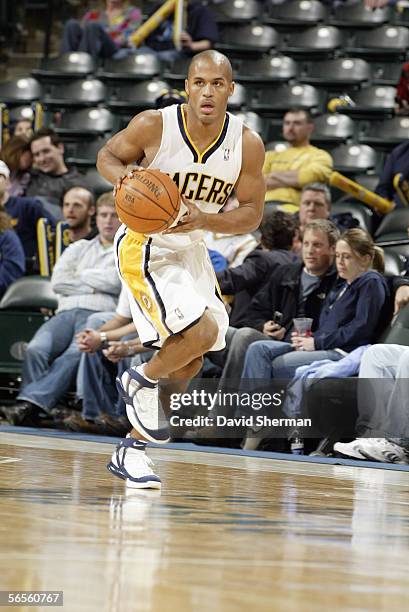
top-left (115, 168), bottom-right (181, 234)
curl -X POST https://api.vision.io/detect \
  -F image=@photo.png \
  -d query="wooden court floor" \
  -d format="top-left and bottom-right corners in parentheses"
top-left (1, 433), bottom-right (409, 612)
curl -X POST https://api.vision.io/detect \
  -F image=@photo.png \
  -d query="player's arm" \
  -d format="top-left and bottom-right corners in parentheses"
top-left (96, 110), bottom-right (162, 185)
top-left (166, 128), bottom-right (265, 234)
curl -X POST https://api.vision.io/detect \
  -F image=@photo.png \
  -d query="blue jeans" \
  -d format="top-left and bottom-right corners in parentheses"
top-left (61, 19), bottom-right (119, 59)
top-left (18, 308), bottom-right (99, 412)
top-left (241, 340), bottom-right (342, 380)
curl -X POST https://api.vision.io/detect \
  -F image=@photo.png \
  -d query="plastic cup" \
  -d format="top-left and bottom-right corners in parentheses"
top-left (293, 317), bottom-right (313, 337)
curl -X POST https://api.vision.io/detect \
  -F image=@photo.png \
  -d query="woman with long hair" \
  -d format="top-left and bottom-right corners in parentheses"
top-left (0, 136), bottom-right (32, 197)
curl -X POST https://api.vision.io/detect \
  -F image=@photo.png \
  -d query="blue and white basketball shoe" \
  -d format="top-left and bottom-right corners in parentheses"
top-left (107, 435), bottom-right (162, 489)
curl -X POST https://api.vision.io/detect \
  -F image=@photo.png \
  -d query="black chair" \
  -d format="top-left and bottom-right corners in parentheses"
top-left (235, 55), bottom-right (298, 84)
top-left (310, 114), bottom-right (355, 146)
top-left (300, 58), bottom-right (371, 89)
top-left (66, 137), bottom-right (110, 168)
top-left (163, 57), bottom-right (190, 83)
top-left (382, 247), bottom-right (408, 276)
top-left (280, 26), bottom-right (343, 59)
top-left (83, 168), bottom-right (113, 197)
top-left (99, 52), bottom-right (162, 82)
top-left (216, 24), bottom-right (278, 56)
top-left (375, 209), bottom-right (409, 241)
top-left (54, 107), bottom-right (117, 139)
top-left (32, 52), bottom-right (96, 82)
top-left (265, 141), bottom-right (288, 153)
top-left (0, 77), bottom-right (42, 104)
top-left (252, 83), bottom-right (322, 117)
top-left (336, 86), bottom-right (396, 119)
top-left (42, 78), bottom-right (107, 110)
top-left (210, 0), bottom-right (259, 23)
top-left (346, 26), bottom-right (409, 60)
top-left (107, 79), bottom-right (170, 113)
top-left (360, 117), bottom-right (409, 151)
top-left (331, 200), bottom-right (374, 234)
top-left (331, 144), bottom-right (378, 176)
top-left (329, 3), bottom-right (391, 28)
top-left (233, 111), bottom-right (266, 137)
top-left (227, 83), bottom-right (249, 111)
top-left (371, 61), bottom-right (403, 86)
top-left (264, 0), bottom-right (328, 27)
top-left (8, 105), bottom-right (36, 124)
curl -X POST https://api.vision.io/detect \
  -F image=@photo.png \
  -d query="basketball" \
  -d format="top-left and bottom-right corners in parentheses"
top-left (115, 168), bottom-right (181, 234)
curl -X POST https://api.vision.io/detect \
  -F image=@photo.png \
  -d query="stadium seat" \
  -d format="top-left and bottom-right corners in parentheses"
top-left (331, 200), bottom-right (374, 234)
top-left (252, 84), bottom-right (322, 117)
top-left (331, 144), bottom-right (378, 175)
top-left (210, 0), bottom-right (259, 23)
top-left (346, 26), bottom-right (409, 60)
top-left (380, 302), bottom-right (409, 345)
top-left (370, 61), bottom-right (402, 86)
top-left (163, 57), bottom-right (190, 83)
top-left (32, 52), bottom-right (96, 82)
top-left (54, 107), bottom-right (117, 139)
top-left (107, 79), bottom-right (170, 113)
top-left (335, 86), bottom-right (396, 119)
top-left (83, 168), bottom-right (113, 197)
top-left (66, 137), bottom-right (109, 168)
top-left (331, 173), bottom-right (380, 205)
top-left (375, 209), bottom-right (409, 241)
top-left (98, 52), bottom-right (162, 82)
top-left (0, 77), bottom-right (42, 105)
top-left (0, 275), bottom-right (57, 311)
top-left (264, 0), bottom-right (328, 27)
top-left (42, 78), bottom-right (107, 110)
top-left (299, 58), bottom-right (371, 89)
top-left (233, 111), bottom-right (265, 137)
top-left (328, 3), bottom-right (391, 28)
top-left (234, 55), bottom-right (298, 84)
top-left (216, 24), bottom-right (278, 57)
top-left (227, 83), bottom-right (249, 111)
top-left (265, 141), bottom-right (288, 153)
top-left (279, 26), bottom-right (343, 58)
top-left (310, 114), bottom-right (355, 146)
top-left (8, 105), bottom-right (37, 124)
top-left (360, 117), bottom-right (409, 151)
top-left (382, 247), bottom-right (408, 276)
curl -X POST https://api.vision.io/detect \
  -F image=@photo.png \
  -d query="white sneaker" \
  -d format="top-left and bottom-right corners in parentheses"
top-left (116, 366), bottom-right (170, 444)
top-left (359, 438), bottom-right (409, 465)
top-left (107, 436), bottom-right (161, 489)
top-left (333, 439), bottom-right (369, 460)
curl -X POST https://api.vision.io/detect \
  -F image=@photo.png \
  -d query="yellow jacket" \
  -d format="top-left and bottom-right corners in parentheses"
top-left (263, 144), bottom-right (333, 208)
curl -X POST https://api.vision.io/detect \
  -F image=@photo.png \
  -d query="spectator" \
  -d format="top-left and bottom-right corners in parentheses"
top-left (0, 160), bottom-right (56, 271)
top-left (13, 119), bottom-right (34, 140)
top-left (334, 344), bottom-right (409, 464)
top-left (60, 0), bottom-right (143, 60)
top-left (62, 186), bottom-right (96, 242)
top-left (263, 109), bottom-right (333, 210)
top-left (26, 128), bottom-right (90, 220)
top-left (0, 203), bottom-right (25, 299)
top-left (395, 62), bottom-right (409, 115)
top-left (0, 136), bottom-right (32, 197)
top-left (217, 210), bottom-right (300, 328)
top-left (297, 183), bottom-right (359, 234)
top-left (375, 140), bottom-right (409, 207)
top-left (1, 192), bottom-right (122, 427)
top-left (241, 227), bottom-right (388, 381)
top-left (145, 0), bottom-right (219, 64)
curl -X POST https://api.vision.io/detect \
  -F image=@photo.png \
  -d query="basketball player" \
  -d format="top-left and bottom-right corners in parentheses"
top-left (97, 50), bottom-right (265, 488)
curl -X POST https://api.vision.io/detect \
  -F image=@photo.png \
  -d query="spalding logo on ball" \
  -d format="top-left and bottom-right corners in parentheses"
top-left (115, 168), bottom-right (181, 234)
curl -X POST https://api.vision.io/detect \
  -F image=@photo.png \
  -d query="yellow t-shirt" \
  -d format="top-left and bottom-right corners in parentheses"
top-left (263, 144), bottom-right (333, 208)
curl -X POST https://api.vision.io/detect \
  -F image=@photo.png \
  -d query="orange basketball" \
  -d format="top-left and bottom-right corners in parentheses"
top-left (115, 168), bottom-right (181, 234)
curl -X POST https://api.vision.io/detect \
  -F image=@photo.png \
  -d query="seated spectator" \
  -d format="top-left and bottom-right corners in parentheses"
top-left (145, 0), bottom-right (219, 64)
top-left (241, 228), bottom-right (388, 381)
top-left (395, 62), bottom-right (409, 115)
top-left (1, 192), bottom-right (121, 427)
top-left (296, 183), bottom-right (359, 234)
top-left (62, 186), bottom-right (96, 242)
top-left (0, 160), bottom-right (56, 272)
top-left (12, 119), bottom-right (34, 140)
top-left (217, 210), bottom-right (300, 328)
top-left (376, 139), bottom-right (409, 207)
top-left (263, 109), bottom-right (333, 210)
top-left (60, 0), bottom-right (143, 60)
top-left (334, 344), bottom-right (409, 464)
top-left (0, 203), bottom-right (25, 299)
top-left (0, 136), bottom-right (32, 197)
top-left (26, 128), bottom-right (91, 220)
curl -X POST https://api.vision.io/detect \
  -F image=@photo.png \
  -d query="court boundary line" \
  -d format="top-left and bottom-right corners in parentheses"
top-left (1, 425), bottom-right (409, 472)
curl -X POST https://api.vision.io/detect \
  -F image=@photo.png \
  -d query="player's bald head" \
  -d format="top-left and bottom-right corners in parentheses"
top-left (188, 50), bottom-right (233, 83)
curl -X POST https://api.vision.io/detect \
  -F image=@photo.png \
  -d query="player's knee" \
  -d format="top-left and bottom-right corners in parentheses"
top-left (179, 357), bottom-right (203, 378)
top-left (186, 312), bottom-right (218, 354)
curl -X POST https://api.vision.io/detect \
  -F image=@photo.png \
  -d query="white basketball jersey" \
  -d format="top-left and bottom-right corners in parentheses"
top-left (147, 103), bottom-right (243, 250)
